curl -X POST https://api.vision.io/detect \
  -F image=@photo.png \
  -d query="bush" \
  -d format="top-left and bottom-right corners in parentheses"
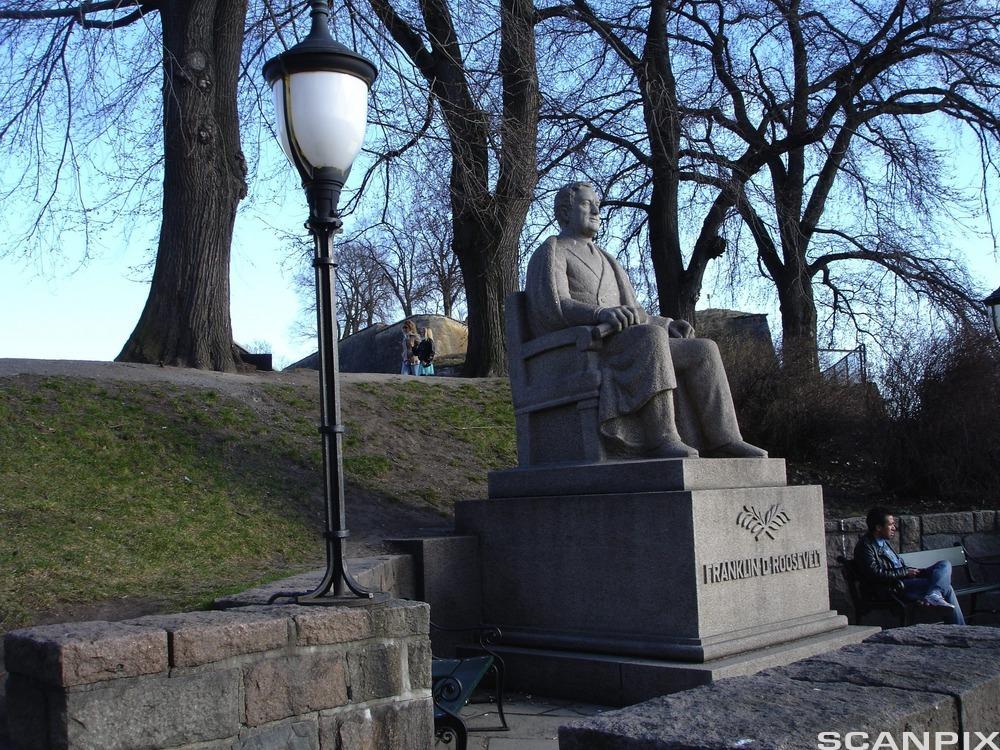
top-left (877, 326), bottom-right (1000, 501)
top-left (716, 335), bottom-right (879, 462)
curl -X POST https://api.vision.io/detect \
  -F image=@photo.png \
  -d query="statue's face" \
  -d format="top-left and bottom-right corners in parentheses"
top-left (563, 185), bottom-right (601, 238)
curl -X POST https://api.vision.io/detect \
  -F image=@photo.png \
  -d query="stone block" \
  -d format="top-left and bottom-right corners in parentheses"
top-left (897, 515), bottom-right (921, 552)
top-left (558, 674), bottom-right (957, 749)
top-left (387, 536), bottom-right (472, 656)
top-left (866, 623), bottom-right (1000, 650)
top-left (244, 653), bottom-right (348, 726)
top-left (4, 621), bottom-right (167, 687)
top-left (973, 511), bottom-right (996, 532)
top-left (922, 533), bottom-right (962, 551)
top-left (838, 517), bottom-right (868, 533)
top-left (319, 699), bottom-right (433, 750)
top-left (353, 555), bottom-right (418, 601)
top-left (457, 484), bottom-right (841, 661)
top-left (293, 607), bottom-right (370, 646)
top-left (386, 537), bottom-right (476, 636)
top-left (371, 699), bottom-right (434, 750)
top-left (407, 640), bottom-right (432, 691)
top-left (369, 600), bottom-right (429, 639)
top-left (825, 532), bottom-right (860, 567)
top-left (346, 642), bottom-right (404, 703)
top-left (922, 512), bottom-right (975, 535)
top-left (771, 642), bottom-right (1000, 733)
top-left (325, 705), bottom-right (377, 750)
top-left (489, 457), bottom-right (788, 498)
top-left (402, 600), bottom-right (430, 636)
top-left (52, 669), bottom-right (240, 750)
top-left (493, 626), bottom-right (876, 707)
top-left (215, 557), bottom-right (411, 608)
top-left (124, 610), bottom-right (289, 667)
top-left (5, 674), bottom-right (47, 750)
top-left (234, 716), bottom-right (320, 750)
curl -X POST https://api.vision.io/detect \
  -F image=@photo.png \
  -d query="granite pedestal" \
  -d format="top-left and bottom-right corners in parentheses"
top-left (454, 457), bottom-right (876, 704)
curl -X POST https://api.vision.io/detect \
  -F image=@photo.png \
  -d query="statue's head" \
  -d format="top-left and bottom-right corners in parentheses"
top-left (555, 182), bottom-right (601, 238)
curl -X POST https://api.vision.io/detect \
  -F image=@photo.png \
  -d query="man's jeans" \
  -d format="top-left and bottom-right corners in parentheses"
top-left (900, 560), bottom-right (966, 625)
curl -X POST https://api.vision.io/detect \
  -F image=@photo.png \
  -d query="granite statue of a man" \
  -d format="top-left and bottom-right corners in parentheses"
top-left (524, 181), bottom-right (766, 459)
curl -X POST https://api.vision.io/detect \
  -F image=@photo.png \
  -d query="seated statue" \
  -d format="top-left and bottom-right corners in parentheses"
top-left (523, 181), bottom-right (766, 459)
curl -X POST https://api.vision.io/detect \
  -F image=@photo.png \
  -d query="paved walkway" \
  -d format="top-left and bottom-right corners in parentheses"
top-left (456, 693), bottom-right (611, 749)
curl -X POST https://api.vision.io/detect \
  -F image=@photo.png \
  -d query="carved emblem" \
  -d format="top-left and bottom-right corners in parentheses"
top-left (737, 504), bottom-right (790, 541)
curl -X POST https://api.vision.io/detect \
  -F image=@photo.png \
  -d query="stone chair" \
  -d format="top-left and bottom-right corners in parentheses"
top-left (505, 291), bottom-right (707, 467)
top-left (505, 291), bottom-right (607, 467)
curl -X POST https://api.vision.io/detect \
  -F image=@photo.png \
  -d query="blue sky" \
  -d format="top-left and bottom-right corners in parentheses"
top-left (1, 121), bottom-right (998, 371)
top-left (0, 202), bottom-right (316, 370)
top-left (2, 212), bottom-right (996, 372)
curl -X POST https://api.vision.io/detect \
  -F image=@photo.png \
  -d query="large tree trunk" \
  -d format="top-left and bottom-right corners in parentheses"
top-left (117, 0), bottom-right (248, 371)
top-left (776, 263), bottom-right (820, 375)
top-left (458, 221), bottom-right (518, 377)
top-left (639, 0), bottom-right (690, 322)
top-left (368, 0), bottom-right (537, 378)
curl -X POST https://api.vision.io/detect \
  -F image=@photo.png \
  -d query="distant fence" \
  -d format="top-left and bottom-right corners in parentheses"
top-left (820, 344), bottom-right (867, 384)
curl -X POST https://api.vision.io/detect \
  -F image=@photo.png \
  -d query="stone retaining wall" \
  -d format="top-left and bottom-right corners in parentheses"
top-left (560, 624), bottom-right (1000, 749)
top-left (825, 510), bottom-right (1000, 619)
top-left (4, 600), bottom-right (432, 750)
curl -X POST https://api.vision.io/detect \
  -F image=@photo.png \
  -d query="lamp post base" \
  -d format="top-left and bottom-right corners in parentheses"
top-left (293, 590), bottom-right (392, 607)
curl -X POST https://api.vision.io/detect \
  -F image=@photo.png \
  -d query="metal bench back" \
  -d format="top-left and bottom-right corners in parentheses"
top-left (432, 655), bottom-right (494, 716)
top-left (899, 546), bottom-right (966, 570)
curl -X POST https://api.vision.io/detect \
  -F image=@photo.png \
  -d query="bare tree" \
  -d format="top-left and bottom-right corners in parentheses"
top-left (414, 211), bottom-right (464, 318)
top-left (537, 0), bottom-right (998, 372)
top-left (361, 233), bottom-right (433, 317)
top-left (334, 242), bottom-right (394, 338)
top-left (288, 234), bottom-right (393, 339)
top-left (0, 0), bottom-right (266, 370)
top-left (344, 171), bottom-right (466, 318)
top-left (359, 0), bottom-right (540, 376)
top-left (724, 0), bottom-right (999, 371)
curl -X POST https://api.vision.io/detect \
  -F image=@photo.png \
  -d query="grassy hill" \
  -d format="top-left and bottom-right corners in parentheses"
top-left (3, 357), bottom-right (990, 634)
top-left (0, 368), bottom-right (515, 631)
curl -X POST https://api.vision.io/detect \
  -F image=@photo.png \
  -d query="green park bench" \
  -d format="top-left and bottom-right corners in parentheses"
top-left (430, 623), bottom-right (508, 750)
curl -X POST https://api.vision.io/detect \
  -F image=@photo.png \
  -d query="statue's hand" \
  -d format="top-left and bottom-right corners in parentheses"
top-left (597, 305), bottom-right (648, 332)
top-left (668, 319), bottom-right (695, 339)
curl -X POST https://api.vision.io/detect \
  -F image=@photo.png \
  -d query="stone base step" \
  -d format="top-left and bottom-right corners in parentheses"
top-left (485, 624), bottom-right (880, 707)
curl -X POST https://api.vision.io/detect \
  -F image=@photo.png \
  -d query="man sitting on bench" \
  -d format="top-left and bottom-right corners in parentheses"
top-left (854, 507), bottom-right (965, 625)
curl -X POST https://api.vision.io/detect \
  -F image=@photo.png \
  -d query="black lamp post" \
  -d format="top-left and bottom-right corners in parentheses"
top-left (263, 0), bottom-right (386, 605)
top-left (986, 286), bottom-right (1000, 344)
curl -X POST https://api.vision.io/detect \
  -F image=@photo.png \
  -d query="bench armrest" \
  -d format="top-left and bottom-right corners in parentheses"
top-left (959, 544), bottom-right (1000, 566)
top-left (430, 621), bottom-right (502, 650)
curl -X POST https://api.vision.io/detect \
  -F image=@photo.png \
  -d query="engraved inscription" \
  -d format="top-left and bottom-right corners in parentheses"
top-left (703, 549), bottom-right (823, 584)
top-left (737, 504), bottom-right (790, 541)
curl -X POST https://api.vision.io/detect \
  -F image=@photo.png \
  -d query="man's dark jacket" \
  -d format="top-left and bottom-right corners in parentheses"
top-left (853, 533), bottom-right (907, 597)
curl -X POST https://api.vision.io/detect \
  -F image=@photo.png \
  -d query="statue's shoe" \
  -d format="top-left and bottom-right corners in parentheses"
top-left (702, 440), bottom-right (768, 458)
top-left (647, 440), bottom-right (699, 459)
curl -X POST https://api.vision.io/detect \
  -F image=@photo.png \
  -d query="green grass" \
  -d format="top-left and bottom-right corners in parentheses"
top-left (0, 373), bottom-right (518, 631)
top-left (0, 377), bottom-right (321, 630)
top-left (359, 379), bottom-right (515, 466)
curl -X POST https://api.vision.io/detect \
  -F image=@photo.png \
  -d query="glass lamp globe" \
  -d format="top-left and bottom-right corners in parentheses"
top-left (262, 1), bottom-right (378, 184)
